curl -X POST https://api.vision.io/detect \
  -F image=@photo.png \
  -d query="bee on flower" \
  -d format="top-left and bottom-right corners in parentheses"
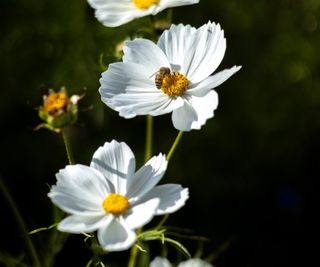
top-left (87, 0), bottom-right (199, 27)
top-left (98, 21), bottom-right (241, 131)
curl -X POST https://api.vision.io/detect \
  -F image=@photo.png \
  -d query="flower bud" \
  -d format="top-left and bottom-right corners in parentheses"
top-left (37, 88), bottom-right (80, 131)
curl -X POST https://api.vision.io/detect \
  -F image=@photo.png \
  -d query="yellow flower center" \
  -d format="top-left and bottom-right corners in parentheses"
top-left (43, 91), bottom-right (69, 115)
top-left (102, 193), bottom-right (130, 216)
top-left (161, 72), bottom-right (189, 97)
top-left (133, 0), bottom-right (160, 9)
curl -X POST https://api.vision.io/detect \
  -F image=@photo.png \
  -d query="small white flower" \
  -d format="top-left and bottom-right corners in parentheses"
top-left (87, 0), bottom-right (199, 27)
top-left (99, 21), bottom-right (241, 131)
top-left (48, 140), bottom-right (188, 251)
top-left (150, 257), bottom-right (214, 267)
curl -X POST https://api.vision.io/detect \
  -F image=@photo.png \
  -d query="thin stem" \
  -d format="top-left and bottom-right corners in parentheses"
top-left (166, 131), bottom-right (184, 161)
top-left (61, 128), bottom-right (75, 165)
top-left (144, 115), bottom-right (153, 162)
top-left (127, 228), bottom-right (142, 267)
top-left (0, 177), bottom-right (41, 267)
top-left (127, 244), bottom-right (139, 267)
top-left (156, 214), bottom-right (169, 229)
top-left (127, 116), bottom-right (153, 267)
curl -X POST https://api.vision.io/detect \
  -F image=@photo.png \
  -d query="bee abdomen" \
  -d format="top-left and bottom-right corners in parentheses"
top-left (154, 67), bottom-right (171, 89)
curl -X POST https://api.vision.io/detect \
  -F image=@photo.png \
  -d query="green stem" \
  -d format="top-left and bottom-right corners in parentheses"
top-left (127, 244), bottom-right (139, 267)
top-left (144, 115), bottom-right (153, 162)
top-left (156, 214), bottom-right (169, 229)
top-left (128, 116), bottom-right (154, 267)
top-left (166, 131), bottom-right (184, 161)
top-left (0, 177), bottom-right (41, 267)
top-left (61, 128), bottom-right (75, 165)
top-left (127, 228), bottom-right (142, 267)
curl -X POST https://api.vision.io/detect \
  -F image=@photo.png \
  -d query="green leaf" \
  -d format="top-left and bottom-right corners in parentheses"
top-left (163, 237), bottom-right (191, 259)
top-left (28, 223), bottom-right (58, 235)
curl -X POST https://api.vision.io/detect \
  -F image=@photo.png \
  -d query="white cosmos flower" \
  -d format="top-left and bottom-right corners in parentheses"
top-left (99, 21), bottom-right (241, 131)
top-left (48, 140), bottom-right (188, 251)
top-left (87, 0), bottom-right (199, 27)
top-left (150, 257), bottom-right (214, 267)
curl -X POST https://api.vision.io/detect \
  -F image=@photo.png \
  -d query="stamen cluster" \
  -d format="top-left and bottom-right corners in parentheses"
top-left (161, 72), bottom-right (189, 97)
top-left (133, 0), bottom-right (160, 10)
top-left (103, 193), bottom-right (130, 216)
top-left (43, 91), bottom-right (69, 116)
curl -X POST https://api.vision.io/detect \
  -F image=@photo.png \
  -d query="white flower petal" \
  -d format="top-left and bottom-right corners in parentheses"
top-left (99, 62), bottom-right (156, 99)
top-left (139, 184), bottom-right (189, 215)
top-left (90, 140), bottom-right (135, 195)
top-left (182, 21), bottom-right (226, 83)
top-left (150, 257), bottom-right (172, 267)
top-left (123, 198), bottom-right (159, 229)
top-left (48, 190), bottom-right (105, 217)
top-left (171, 100), bottom-right (198, 131)
top-left (159, 0), bottom-right (199, 10)
top-left (98, 21), bottom-right (240, 131)
top-left (126, 153), bottom-right (167, 201)
top-left (123, 39), bottom-right (170, 73)
top-left (99, 62), bottom-right (184, 118)
top-left (111, 91), bottom-right (184, 118)
top-left (87, 0), bottom-right (199, 27)
top-left (97, 217), bottom-right (136, 251)
top-left (87, 1), bottom-right (143, 28)
top-left (158, 23), bottom-right (196, 71)
top-left (172, 91), bottom-right (218, 131)
top-left (151, 0), bottom-right (199, 15)
top-left (58, 214), bottom-right (112, 233)
top-left (179, 259), bottom-right (214, 267)
top-left (188, 66), bottom-right (242, 96)
top-left (48, 165), bottom-right (110, 215)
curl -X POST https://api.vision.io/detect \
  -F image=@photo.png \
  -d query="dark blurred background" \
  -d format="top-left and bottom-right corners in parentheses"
top-left (1, 0), bottom-right (320, 266)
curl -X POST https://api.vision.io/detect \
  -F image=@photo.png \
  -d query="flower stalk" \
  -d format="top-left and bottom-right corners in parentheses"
top-left (167, 131), bottom-right (184, 161)
top-left (127, 242), bottom-right (140, 267)
top-left (61, 128), bottom-right (75, 165)
top-left (0, 177), bottom-right (41, 267)
top-left (144, 115), bottom-right (154, 162)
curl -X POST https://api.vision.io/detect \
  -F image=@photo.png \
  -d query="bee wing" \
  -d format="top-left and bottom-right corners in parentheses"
top-left (149, 70), bottom-right (158, 78)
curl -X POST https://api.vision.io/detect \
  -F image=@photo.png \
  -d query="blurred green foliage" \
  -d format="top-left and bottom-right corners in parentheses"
top-left (1, 0), bottom-right (320, 266)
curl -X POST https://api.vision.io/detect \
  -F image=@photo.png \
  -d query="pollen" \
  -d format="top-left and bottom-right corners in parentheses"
top-left (103, 193), bottom-right (130, 216)
top-left (133, 0), bottom-right (160, 10)
top-left (43, 91), bottom-right (69, 115)
top-left (161, 72), bottom-right (189, 97)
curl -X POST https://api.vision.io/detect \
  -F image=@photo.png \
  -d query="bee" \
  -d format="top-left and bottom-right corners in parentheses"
top-left (154, 67), bottom-right (171, 89)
